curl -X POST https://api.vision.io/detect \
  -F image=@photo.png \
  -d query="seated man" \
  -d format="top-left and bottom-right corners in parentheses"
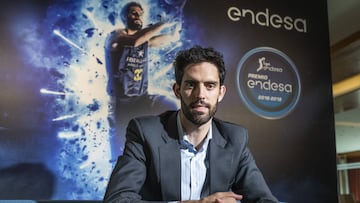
top-left (104, 45), bottom-right (279, 203)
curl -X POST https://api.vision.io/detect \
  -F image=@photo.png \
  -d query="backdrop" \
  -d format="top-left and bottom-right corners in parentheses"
top-left (0, 0), bottom-right (338, 202)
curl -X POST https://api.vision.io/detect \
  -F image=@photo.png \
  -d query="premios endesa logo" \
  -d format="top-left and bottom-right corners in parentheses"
top-left (236, 47), bottom-right (301, 119)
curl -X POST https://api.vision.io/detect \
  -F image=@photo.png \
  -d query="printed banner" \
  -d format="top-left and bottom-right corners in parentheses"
top-left (0, 0), bottom-right (337, 202)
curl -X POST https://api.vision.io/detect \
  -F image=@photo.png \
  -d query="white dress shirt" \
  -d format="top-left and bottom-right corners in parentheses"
top-left (177, 112), bottom-right (212, 200)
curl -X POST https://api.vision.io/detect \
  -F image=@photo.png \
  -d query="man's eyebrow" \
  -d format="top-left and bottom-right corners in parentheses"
top-left (204, 80), bottom-right (219, 85)
top-left (183, 80), bottom-right (219, 85)
top-left (184, 79), bottom-right (197, 83)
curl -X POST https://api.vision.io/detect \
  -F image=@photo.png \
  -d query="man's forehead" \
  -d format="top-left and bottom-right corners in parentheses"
top-left (184, 62), bottom-right (219, 74)
top-left (182, 68), bottom-right (220, 83)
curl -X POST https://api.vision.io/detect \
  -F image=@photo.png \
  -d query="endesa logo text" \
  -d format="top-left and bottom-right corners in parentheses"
top-left (227, 7), bottom-right (307, 33)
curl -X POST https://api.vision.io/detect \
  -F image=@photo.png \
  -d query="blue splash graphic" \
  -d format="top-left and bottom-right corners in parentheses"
top-left (12, 0), bottom-right (188, 200)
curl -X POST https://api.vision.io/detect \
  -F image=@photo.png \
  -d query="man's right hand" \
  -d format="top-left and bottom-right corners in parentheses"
top-left (182, 192), bottom-right (243, 203)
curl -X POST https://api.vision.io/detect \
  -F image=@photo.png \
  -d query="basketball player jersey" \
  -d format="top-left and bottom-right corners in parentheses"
top-left (117, 42), bottom-right (149, 97)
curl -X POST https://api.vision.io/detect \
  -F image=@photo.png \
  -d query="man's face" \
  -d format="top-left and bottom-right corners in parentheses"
top-left (127, 6), bottom-right (143, 31)
top-left (173, 62), bottom-right (226, 126)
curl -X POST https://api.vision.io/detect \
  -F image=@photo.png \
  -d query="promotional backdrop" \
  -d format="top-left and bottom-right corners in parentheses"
top-left (0, 0), bottom-right (337, 202)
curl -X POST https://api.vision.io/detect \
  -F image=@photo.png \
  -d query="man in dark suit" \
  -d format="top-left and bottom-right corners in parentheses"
top-left (104, 46), bottom-right (278, 203)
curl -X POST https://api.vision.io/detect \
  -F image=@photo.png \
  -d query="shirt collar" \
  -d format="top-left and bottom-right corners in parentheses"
top-left (176, 111), bottom-right (212, 153)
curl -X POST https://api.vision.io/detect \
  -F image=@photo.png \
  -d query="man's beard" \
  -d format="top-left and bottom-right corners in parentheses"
top-left (127, 20), bottom-right (143, 31)
top-left (181, 98), bottom-right (218, 126)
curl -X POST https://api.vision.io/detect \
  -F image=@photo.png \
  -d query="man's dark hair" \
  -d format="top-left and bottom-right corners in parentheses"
top-left (120, 2), bottom-right (143, 24)
top-left (173, 45), bottom-right (226, 85)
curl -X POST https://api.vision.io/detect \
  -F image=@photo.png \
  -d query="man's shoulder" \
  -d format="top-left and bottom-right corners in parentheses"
top-left (129, 111), bottom-right (177, 143)
top-left (108, 29), bottom-right (126, 38)
top-left (213, 118), bottom-right (247, 132)
top-left (105, 29), bottom-right (127, 48)
top-left (213, 118), bottom-right (248, 143)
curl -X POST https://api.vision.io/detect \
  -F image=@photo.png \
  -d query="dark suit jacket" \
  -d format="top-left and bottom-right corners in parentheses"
top-left (104, 111), bottom-right (278, 203)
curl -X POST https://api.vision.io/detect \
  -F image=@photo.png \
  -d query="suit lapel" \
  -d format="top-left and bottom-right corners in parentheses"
top-left (207, 122), bottom-right (234, 194)
top-left (159, 112), bottom-right (181, 201)
top-left (159, 141), bottom-right (181, 200)
top-left (158, 113), bottom-right (234, 199)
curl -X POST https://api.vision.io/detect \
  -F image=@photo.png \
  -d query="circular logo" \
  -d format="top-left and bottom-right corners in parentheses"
top-left (236, 47), bottom-right (301, 119)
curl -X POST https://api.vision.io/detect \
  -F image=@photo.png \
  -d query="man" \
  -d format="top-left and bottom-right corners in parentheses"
top-left (105, 1), bottom-right (180, 99)
top-left (104, 2), bottom-right (181, 157)
top-left (104, 46), bottom-right (279, 203)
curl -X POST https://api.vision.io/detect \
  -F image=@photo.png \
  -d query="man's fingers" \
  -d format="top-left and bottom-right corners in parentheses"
top-left (215, 196), bottom-right (243, 203)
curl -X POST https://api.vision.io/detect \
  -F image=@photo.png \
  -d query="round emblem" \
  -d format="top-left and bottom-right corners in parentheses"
top-left (236, 47), bottom-right (301, 119)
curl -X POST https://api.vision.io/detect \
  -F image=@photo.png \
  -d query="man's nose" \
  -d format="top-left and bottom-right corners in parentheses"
top-left (194, 85), bottom-right (206, 99)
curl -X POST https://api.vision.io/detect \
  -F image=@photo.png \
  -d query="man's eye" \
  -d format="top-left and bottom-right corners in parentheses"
top-left (184, 82), bottom-right (194, 89)
top-left (206, 83), bottom-right (216, 89)
top-left (131, 11), bottom-right (142, 16)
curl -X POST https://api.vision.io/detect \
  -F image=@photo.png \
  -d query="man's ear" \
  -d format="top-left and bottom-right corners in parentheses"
top-left (218, 85), bottom-right (227, 102)
top-left (173, 83), bottom-right (181, 99)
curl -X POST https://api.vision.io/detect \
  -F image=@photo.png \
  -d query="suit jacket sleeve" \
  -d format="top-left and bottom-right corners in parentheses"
top-left (103, 117), bottom-right (166, 203)
top-left (215, 121), bottom-right (278, 203)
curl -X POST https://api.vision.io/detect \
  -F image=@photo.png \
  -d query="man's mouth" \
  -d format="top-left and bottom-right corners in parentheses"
top-left (191, 103), bottom-right (208, 112)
